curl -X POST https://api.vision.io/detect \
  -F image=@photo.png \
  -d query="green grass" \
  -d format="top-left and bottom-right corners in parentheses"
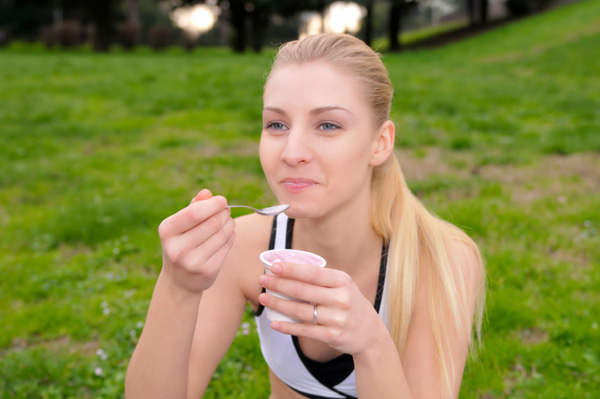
top-left (1, 0), bottom-right (599, 397)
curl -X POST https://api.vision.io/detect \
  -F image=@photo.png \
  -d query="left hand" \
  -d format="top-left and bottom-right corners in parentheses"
top-left (258, 261), bottom-right (387, 356)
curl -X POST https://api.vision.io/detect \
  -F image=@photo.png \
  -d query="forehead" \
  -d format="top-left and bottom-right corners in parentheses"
top-left (263, 61), bottom-right (367, 112)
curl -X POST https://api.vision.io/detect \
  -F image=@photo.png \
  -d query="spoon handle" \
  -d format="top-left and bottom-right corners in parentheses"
top-left (227, 205), bottom-right (256, 211)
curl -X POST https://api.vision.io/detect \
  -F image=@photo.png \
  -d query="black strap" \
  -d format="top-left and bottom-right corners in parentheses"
top-left (374, 241), bottom-right (389, 313)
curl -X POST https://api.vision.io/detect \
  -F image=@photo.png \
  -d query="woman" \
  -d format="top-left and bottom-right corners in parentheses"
top-left (125, 33), bottom-right (485, 399)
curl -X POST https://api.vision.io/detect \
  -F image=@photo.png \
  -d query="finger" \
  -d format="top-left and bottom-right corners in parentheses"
top-left (175, 208), bottom-right (232, 252)
top-left (190, 188), bottom-right (212, 205)
top-left (259, 291), bottom-right (348, 328)
top-left (269, 262), bottom-right (350, 289)
top-left (180, 217), bottom-right (235, 270)
top-left (269, 319), bottom-right (338, 345)
top-left (259, 273), bottom-right (339, 307)
top-left (160, 195), bottom-right (227, 238)
top-left (189, 229), bottom-right (237, 281)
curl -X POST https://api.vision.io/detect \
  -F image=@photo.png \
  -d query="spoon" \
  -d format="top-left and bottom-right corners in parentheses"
top-left (227, 204), bottom-right (290, 216)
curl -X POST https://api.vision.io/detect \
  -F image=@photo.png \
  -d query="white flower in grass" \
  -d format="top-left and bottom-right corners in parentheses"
top-left (94, 367), bottom-right (103, 376)
top-left (96, 348), bottom-right (108, 360)
top-left (103, 307), bottom-right (110, 315)
top-left (241, 322), bottom-right (250, 336)
top-left (136, 321), bottom-right (144, 329)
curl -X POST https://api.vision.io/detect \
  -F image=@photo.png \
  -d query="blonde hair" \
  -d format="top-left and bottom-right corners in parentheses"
top-left (268, 33), bottom-right (485, 398)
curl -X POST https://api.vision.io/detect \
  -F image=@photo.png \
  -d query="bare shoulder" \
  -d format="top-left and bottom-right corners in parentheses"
top-left (222, 213), bottom-right (273, 305)
top-left (445, 233), bottom-right (485, 294)
top-left (232, 213), bottom-right (272, 251)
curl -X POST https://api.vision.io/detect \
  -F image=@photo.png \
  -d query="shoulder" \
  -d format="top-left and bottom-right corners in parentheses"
top-left (231, 213), bottom-right (272, 253)
top-left (220, 213), bottom-right (273, 302)
top-left (444, 227), bottom-right (485, 295)
top-left (430, 219), bottom-right (485, 289)
top-left (415, 222), bottom-right (485, 324)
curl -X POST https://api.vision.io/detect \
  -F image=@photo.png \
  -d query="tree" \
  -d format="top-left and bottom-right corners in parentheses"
top-left (362, 0), bottom-right (374, 46)
top-left (467, 0), bottom-right (488, 26)
top-left (387, 0), bottom-right (418, 51)
top-left (83, 0), bottom-right (120, 52)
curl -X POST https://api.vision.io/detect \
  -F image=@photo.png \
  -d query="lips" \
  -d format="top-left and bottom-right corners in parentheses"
top-left (280, 178), bottom-right (317, 193)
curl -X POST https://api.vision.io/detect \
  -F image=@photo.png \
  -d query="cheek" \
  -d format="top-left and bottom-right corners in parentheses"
top-left (328, 139), bottom-right (372, 170)
top-left (259, 137), bottom-right (277, 176)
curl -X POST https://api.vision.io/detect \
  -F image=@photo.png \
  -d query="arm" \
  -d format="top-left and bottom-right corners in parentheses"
top-left (125, 190), bottom-right (237, 399)
top-left (186, 215), bottom-right (263, 397)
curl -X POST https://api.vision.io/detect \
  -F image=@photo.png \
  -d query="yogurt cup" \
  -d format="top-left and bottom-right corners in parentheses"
top-left (259, 249), bottom-right (326, 323)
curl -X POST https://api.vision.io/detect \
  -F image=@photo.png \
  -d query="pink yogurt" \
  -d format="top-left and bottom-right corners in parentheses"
top-left (260, 249), bottom-right (326, 268)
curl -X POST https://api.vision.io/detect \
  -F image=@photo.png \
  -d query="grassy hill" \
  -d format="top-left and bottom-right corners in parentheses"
top-left (0, 0), bottom-right (598, 397)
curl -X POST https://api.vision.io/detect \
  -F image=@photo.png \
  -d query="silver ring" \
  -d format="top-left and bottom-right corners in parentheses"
top-left (313, 305), bottom-right (318, 325)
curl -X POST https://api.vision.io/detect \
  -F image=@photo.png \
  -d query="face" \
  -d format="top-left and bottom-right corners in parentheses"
top-left (259, 61), bottom-right (391, 219)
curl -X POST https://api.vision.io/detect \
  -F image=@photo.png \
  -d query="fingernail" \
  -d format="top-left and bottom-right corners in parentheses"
top-left (271, 322), bottom-right (281, 330)
top-left (259, 275), bottom-right (268, 286)
top-left (258, 293), bottom-right (268, 304)
top-left (271, 263), bottom-right (282, 274)
top-left (217, 196), bottom-right (227, 206)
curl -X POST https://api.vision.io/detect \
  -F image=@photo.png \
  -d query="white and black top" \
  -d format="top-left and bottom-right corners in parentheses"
top-left (254, 213), bottom-right (390, 399)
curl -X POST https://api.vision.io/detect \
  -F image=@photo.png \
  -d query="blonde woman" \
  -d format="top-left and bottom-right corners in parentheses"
top-left (126, 33), bottom-right (485, 399)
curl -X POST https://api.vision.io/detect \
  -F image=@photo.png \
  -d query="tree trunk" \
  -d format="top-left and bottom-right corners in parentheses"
top-left (87, 0), bottom-right (115, 52)
top-left (126, 0), bottom-right (139, 25)
top-left (479, 0), bottom-right (489, 24)
top-left (364, 0), bottom-right (374, 46)
top-left (467, 0), bottom-right (476, 26)
top-left (250, 5), bottom-right (269, 53)
top-left (229, 0), bottom-right (247, 53)
top-left (388, 1), bottom-right (402, 52)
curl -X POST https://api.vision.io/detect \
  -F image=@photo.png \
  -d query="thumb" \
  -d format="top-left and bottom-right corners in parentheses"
top-left (190, 188), bottom-right (213, 204)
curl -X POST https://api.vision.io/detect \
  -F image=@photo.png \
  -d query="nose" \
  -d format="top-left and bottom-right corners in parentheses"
top-left (280, 128), bottom-right (313, 166)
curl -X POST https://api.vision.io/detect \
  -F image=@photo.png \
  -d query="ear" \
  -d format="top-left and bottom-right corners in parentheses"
top-left (369, 120), bottom-right (395, 167)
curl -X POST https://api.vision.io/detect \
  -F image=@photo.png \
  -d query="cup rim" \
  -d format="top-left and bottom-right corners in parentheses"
top-left (260, 248), bottom-right (326, 268)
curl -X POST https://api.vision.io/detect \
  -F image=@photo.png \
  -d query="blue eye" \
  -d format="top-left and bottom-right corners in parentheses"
top-left (266, 122), bottom-right (287, 130)
top-left (319, 122), bottom-right (340, 131)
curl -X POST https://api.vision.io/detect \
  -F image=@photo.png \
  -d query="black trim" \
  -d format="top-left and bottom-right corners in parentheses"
top-left (269, 214), bottom-right (278, 251)
top-left (373, 241), bottom-right (389, 313)
top-left (292, 336), bottom-right (355, 394)
top-left (290, 385), bottom-right (356, 399)
top-left (285, 217), bottom-right (295, 248)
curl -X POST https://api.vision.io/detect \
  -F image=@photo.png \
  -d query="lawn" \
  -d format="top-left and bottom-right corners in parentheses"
top-left (1, 0), bottom-right (599, 397)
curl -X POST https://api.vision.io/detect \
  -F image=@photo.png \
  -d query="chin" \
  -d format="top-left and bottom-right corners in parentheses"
top-left (280, 202), bottom-right (326, 220)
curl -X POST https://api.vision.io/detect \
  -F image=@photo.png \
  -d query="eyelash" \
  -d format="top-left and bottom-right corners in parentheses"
top-left (264, 122), bottom-right (287, 130)
top-left (263, 121), bottom-right (342, 132)
top-left (318, 122), bottom-right (341, 131)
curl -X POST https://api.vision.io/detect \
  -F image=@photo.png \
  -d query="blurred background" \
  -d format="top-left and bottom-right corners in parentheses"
top-left (0, 0), bottom-right (570, 52)
top-left (0, 0), bottom-right (598, 398)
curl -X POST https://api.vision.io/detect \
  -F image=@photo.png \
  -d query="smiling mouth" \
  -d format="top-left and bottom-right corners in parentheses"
top-left (280, 178), bottom-right (316, 193)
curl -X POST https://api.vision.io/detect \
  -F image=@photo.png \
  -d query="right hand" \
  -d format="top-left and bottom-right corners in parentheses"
top-left (157, 189), bottom-right (236, 294)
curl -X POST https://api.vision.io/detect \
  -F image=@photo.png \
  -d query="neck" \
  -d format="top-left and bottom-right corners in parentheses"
top-left (293, 192), bottom-right (382, 274)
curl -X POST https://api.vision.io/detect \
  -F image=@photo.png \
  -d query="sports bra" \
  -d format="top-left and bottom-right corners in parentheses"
top-left (254, 213), bottom-right (390, 399)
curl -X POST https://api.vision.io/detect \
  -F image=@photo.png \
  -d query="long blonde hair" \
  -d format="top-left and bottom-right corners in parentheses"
top-left (268, 33), bottom-right (485, 398)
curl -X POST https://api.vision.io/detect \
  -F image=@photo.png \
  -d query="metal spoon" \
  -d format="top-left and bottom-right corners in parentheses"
top-left (227, 204), bottom-right (290, 216)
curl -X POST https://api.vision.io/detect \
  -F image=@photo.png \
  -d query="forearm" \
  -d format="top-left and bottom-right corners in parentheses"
top-left (353, 326), bottom-right (413, 399)
top-left (125, 272), bottom-right (202, 399)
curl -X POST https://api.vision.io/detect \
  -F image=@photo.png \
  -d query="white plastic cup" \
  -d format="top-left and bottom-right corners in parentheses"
top-left (259, 249), bottom-right (327, 323)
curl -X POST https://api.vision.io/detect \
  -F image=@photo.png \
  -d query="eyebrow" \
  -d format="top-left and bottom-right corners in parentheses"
top-left (262, 106), bottom-right (353, 116)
